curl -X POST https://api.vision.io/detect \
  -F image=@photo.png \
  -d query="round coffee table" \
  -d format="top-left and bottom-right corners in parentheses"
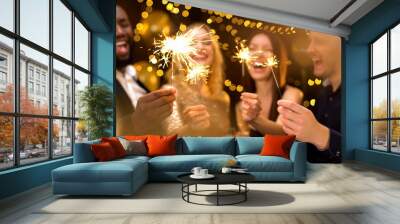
top-left (177, 173), bottom-right (255, 206)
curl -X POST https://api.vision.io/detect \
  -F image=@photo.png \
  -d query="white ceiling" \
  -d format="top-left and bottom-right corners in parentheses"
top-left (171, 0), bottom-right (384, 38)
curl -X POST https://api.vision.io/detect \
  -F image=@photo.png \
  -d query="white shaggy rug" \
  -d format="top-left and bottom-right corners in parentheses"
top-left (38, 183), bottom-right (362, 214)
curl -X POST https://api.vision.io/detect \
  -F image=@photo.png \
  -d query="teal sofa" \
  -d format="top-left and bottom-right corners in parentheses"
top-left (52, 137), bottom-right (307, 196)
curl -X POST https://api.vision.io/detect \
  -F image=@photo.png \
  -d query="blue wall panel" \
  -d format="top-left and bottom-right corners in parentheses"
top-left (345, 0), bottom-right (400, 170)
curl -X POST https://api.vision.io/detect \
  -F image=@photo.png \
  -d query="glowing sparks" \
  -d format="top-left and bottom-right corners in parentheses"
top-left (265, 55), bottom-right (282, 97)
top-left (265, 55), bottom-right (279, 67)
top-left (233, 41), bottom-right (255, 78)
top-left (233, 41), bottom-right (253, 63)
top-left (154, 32), bottom-right (197, 69)
top-left (185, 64), bottom-right (209, 85)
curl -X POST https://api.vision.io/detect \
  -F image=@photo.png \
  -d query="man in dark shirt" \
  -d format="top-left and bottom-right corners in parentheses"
top-left (277, 31), bottom-right (341, 163)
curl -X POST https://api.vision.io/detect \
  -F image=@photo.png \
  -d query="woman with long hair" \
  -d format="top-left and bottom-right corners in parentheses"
top-left (163, 23), bottom-right (231, 136)
top-left (236, 30), bottom-right (303, 136)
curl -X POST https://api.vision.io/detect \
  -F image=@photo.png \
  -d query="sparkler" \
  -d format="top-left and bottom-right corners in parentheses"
top-left (153, 26), bottom-right (211, 86)
top-left (265, 55), bottom-right (282, 97)
top-left (233, 41), bottom-right (254, 78)
top-left (185, 64), bottom-right (209, 85)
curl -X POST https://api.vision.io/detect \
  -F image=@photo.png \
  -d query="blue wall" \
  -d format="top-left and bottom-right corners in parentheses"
top-left (0, 0), bottom-right (115, 200)
top-left (345, 0), bottom-right (400, 170)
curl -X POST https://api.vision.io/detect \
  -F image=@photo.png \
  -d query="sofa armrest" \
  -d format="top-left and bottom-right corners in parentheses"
top-left (73, 140), bottom-right (99, 163)
top-left (289, 141), bottom-right (307, 181)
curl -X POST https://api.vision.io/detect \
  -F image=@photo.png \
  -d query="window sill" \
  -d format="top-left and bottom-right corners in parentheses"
top-left (0, 156), bottom-right (72, 176)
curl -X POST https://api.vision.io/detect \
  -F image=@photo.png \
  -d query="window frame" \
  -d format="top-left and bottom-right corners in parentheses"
top-left (0, 0), bottom-right (92, 171)
top-left (370, 20), bottom-right (400, 154)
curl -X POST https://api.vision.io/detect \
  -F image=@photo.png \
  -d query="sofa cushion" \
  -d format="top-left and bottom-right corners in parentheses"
top-left (147, 135), bottom-right (177, 157)
top-left (101, 137), bottom-right (126, 158)
top-left (236, 155), bottom-right (293, 172)
top-left (177, 137), bottom-right (235, 155)
top-left (149, 154), bottom-right (235, 172)
top-left (91, 142), bottom-right (118, 161)
top-left (236, 137), bottom-right (264, 155)
top-left (260, 135), bottom-right (296, 159)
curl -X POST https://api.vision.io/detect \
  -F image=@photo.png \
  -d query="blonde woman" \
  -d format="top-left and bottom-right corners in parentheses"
top-left (163, 23), bottom-right (231, 136)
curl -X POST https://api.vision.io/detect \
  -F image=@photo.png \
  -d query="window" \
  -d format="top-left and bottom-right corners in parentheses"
top-left (371, 23), bottom-right (400, 154)
top-left (0, 0), bottom-right (14, 32)
top-left (0, 0), bottom-right (91, 170)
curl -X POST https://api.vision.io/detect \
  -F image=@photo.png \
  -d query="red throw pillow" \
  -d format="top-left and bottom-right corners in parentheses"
top-left (260, 135), bottom-right (296, 159)
top-left (123, 135), bottom-right (148, 141)
top-left (101, 137), bottom-right (126, 158)
top-left (91, 142), bottom-right (117, 161)
top-left (146, 135), bottom-right (177, 157)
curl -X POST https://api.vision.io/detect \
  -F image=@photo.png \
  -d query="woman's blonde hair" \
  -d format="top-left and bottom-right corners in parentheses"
top-left (168, 23), bottom-right (225, 96)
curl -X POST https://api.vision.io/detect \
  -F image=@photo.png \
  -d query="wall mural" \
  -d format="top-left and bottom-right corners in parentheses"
top-left (116, 0), bottom-right (342, 162)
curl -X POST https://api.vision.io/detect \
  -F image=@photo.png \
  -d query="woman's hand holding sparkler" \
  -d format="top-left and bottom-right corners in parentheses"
top-left (240, 92), bottom-right (262, 122)
top-left (183, 105), bottom-right (211, 129)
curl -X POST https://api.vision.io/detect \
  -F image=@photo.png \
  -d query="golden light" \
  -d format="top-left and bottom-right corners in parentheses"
top-left (141, 11), bottom-right (149, 19)
top-left (133, 35), bottom-right (141, 42)
top-left (146, 0), bottom-right (153, 7)
top-left (147, 66), bottom-right (153, 72)
top-left (162, 0), bottom-right (168, 5)
top-left (229, 85), bottom-right (236, 91)
top-left (206, 18), bottom-right (212, 24)
top-left (166, 3), bottom-right (173, 11)
top-left (256, 22), bottom-right (263, 29)
top-left (310, 99), bottom-right (316, 106)
top-left (315, 78), bottom-right (322, 85)
top-left (185, 5), bottom-right (192, 10)
top-left (236, 85), bottom-right (244, 93)
top-left (172, 7), bottom-right (180, 14)
top-left (244, 20), bottom-right (250, 27)
top-left (135, 64), bottom-right (143, 72)
top-left (303, 100), bottom-right (310, 107)
top-left (137, 0), bottom-right (144, 3)
top-left (224, 79), bottom-right (232, 87)
top-left (226, 25), bottom-right (232, 32)
top-left (179, 24), bottom-right (187, 32)
top-left (231, 29), bottom-right (238, 36)
top-left (182, 10), bottom-right (189, 17)
top-left (308, 79), bottom-right (315, 86)
top-left (185, 64), bottom-right (209, 85)
top-left (156, 69), bottom-right (164, 77)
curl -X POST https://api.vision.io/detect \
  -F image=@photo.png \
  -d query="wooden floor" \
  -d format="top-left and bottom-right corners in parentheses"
top-left (1, 162), bottom-right (400, 224)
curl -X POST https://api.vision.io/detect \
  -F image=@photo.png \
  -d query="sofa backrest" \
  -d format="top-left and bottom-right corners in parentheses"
top-left (73, 139), bottom-right (100, 163)
top-left (176, 137), bottom-right (236, 155)
top-left (235, 137), bottom-right (264, 155)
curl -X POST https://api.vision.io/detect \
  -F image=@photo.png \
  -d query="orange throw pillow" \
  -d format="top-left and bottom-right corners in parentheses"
top-left (91, 142), bottom-right (117, 161)
top-left (146, 135), bottom-right (177, 157)
top-left (101, 137), bottom-right (126, 158)
top-left (260, 135), bottom-right (296, 159)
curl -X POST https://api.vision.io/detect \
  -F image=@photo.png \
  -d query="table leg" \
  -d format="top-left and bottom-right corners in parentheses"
top-left (245, 183), bottom-right (247, 201)
top-left (217, 184), bottom-right (219, 206)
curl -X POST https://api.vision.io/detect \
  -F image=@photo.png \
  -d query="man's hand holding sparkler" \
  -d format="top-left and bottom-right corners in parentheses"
top-left (277, 99), bottom-right (330, 150)
top-left (183, 105), bottom-right (211, 129)
top-left (131, 88), bottom-right (176, 133)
